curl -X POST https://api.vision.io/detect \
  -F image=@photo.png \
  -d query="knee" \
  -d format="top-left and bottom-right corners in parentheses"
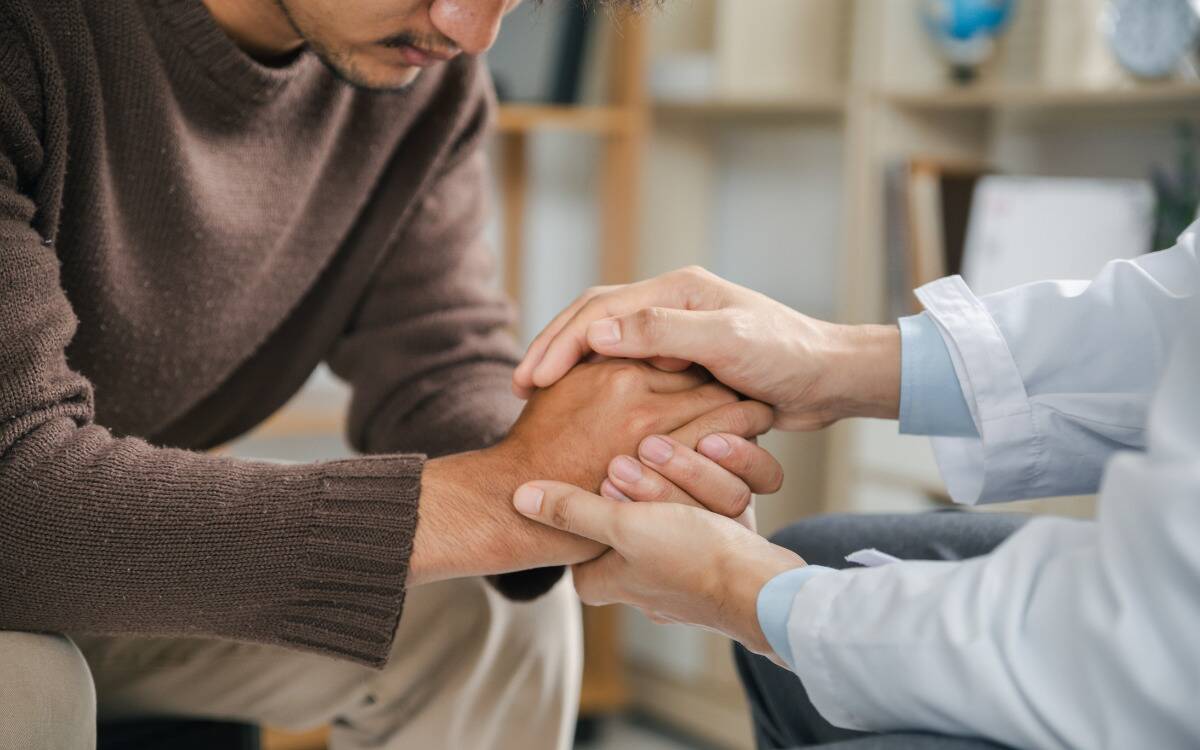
top-left (0, 632), bottom-right (96, 749)
top-left (491, 574), bottom-right (582, 674)
top-left (769, 514), bottom-right (862, 569)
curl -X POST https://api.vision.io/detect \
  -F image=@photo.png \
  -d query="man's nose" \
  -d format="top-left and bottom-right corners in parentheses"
top-left (429, 0), bottom-right (509, 56)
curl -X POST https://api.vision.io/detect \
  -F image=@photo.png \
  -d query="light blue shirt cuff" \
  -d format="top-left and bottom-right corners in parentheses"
top-left (756, 565), bottom-right (837, 670)
top-left (898, 313), bottom-right (978, 437)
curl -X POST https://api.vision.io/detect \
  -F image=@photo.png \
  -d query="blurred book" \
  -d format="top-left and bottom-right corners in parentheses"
top-left (962, 176), bottom-right (1156, 296)
top-left (884, 159), bottom-right (990, 317)
top-left (487, 2), bottom-right (594, 104)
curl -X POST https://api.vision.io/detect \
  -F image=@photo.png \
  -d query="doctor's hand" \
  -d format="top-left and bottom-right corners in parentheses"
top-left (512, 480), bottom-right (806, 661)
top-left (512, 267), bottom-right (901, 431)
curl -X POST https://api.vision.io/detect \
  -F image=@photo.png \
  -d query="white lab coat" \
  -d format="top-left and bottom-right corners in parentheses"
top-left (785, 222), bottom-right (1200, 749)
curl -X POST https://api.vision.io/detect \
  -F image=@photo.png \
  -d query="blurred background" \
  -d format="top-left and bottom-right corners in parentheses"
top-left (237, 1), bottom-right (1200, 748)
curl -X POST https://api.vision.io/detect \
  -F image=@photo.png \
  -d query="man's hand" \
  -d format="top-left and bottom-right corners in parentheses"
top-left (511, 480), bottom-right (806, 661)
top-left (511, 267), bottom-right (901, 431)
top-left (409, 360), bottom-right (781, 585)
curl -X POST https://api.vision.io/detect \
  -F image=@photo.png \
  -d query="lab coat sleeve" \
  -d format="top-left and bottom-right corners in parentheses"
top-left (917, 221), bottom-right (1200, 503)
top-left (786, 317), bottom-right (1200, 749)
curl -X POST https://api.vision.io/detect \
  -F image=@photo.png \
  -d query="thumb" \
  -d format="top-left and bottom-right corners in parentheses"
top-left (587, 308), bottom-right (727, 366)
top-left (513, 481), bottom-right (620, 546)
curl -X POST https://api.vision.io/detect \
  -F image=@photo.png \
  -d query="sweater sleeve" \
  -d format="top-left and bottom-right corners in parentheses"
top-left (328, 149), bottom-right (524, 460)
top-left (326, 63), bottom-right (564, 600)
top-left (328, 67), bottom-right (522, 461)
top-left (0, 86), bottom-right (419, 668)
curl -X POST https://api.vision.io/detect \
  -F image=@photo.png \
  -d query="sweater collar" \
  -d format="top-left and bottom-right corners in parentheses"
top-left (152, 0), bottom-right (321, 102)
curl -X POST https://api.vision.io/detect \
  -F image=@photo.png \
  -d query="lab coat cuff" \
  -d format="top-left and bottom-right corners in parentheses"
top-left (785, 570), bottom-right (872, 731)
top-left (756, 565), bottom-right (836, 670)
top-left (916, 276), bottom-right (1045, 504)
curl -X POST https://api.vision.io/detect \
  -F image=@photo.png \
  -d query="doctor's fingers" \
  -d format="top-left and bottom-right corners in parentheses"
top-left (526, 268), bottom-right (730, 390)
top-left (514, 284), bottom-right (619, 397)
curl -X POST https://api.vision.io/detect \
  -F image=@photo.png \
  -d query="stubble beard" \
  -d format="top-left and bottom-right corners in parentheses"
top-left (270, 0), bottom-right (420, 93)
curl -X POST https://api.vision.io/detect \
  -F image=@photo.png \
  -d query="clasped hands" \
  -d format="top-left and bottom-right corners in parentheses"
top-left (505, 359), bottom-right (798, 659)
top-left (499, 266), bottom-right (904, 658)
top-left (415, 267), bottom-right (898, 660)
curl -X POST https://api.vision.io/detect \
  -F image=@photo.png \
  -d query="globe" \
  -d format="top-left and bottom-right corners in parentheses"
top-left (920, 0), bottom-right (1018, 81)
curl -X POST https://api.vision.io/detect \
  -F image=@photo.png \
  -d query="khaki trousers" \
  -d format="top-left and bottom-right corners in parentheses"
top-left (2, 575), bottom-right (582, 750)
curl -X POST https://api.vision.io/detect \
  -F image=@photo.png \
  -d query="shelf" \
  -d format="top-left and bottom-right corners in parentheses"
top-left (881, 80), bottom-right (1200, 111)
top-left (652, 94), bottom-right (844, 121)
top-left (495, 104), bottom-right (641, 135)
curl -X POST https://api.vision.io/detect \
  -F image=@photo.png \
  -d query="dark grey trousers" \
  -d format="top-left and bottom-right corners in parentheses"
top-left (734, 511), bottom-right (1028, 750)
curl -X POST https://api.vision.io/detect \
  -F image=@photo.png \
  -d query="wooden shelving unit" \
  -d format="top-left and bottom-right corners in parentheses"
top-left (881, 80), bottom-right (1200, 110)
top-left (495, 14), bottom-right (648, 305)
top-left (828, 0), bottom-right (1200, 519)
top-left (652, 94), bottom-right (845, 120)
top-left (496, 104), bottom-right (640, 134)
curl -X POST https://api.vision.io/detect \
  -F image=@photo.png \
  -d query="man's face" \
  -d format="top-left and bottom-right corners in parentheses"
top-left (275, 0), bottom-right (524, 90)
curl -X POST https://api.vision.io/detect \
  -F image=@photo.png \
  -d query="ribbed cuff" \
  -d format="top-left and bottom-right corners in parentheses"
top-left (273, 454), bottom-right (423, 668)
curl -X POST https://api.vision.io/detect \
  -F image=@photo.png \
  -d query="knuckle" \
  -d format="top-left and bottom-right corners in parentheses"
top-left (723, 310), bottom-right (757, 352)
top-left (623, 405), bottom-right (660, 439)
top-left (549, 496), bottom-right (574, 534)
top-left (696, 384), bottom-right (740, 411)
top-left (647, 478), bottom-right (675, 503)
top-left (728, 486), bottom-right (753, 517)
top-left (578, 295), bottom-right (610, 326)
top-left (671, 455), bottom-right (703, 486)
top-left (632, 306), bottom-right (667, 342)
top-left (605, 364), bottom-right (644, 394)
top-left (718, 404), bottom-right (754, 437)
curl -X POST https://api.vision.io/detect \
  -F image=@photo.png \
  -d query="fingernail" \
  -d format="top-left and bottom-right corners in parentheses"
top-left (612, 456), bottom-right (643, 483)
top-left (589, 319), bottom-right (621, 346)
top-left (640, 436), bottom-right (674, 465)
top-left (513, 485), bottom-right (544, 515)
top-left (699, 434), bottom-right (732, 460)
top-left (601, 479), bottom-right (632, 502)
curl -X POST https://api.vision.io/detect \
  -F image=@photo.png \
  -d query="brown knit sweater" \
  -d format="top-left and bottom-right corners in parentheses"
top-left (0, 0), bottom-right (528, 667)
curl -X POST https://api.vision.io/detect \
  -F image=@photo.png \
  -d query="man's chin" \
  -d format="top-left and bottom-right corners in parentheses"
top-left (315, 52), bottom-right (425, 93)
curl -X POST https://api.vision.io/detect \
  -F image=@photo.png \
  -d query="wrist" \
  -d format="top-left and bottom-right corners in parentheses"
top-left (409, 443), bottom-right (602, 587)
top-left (717, 541), bottom-right (806, 658)
top-left (409, 448), bottom-right (524, 587)
top-left (815, 323), bottom-right (901, 423)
